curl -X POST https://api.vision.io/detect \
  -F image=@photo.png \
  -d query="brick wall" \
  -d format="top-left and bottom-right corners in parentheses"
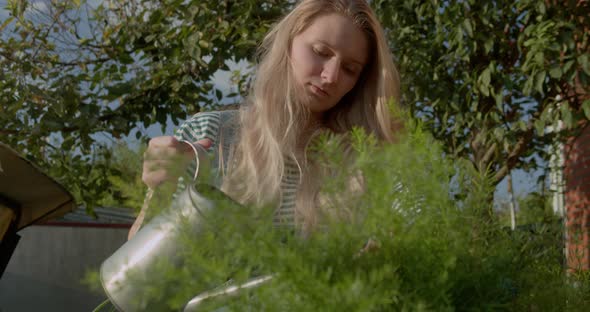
top-left (564, 124), bottom-right (590, 271)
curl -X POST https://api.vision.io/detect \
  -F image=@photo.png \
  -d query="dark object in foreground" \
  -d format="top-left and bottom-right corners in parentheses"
top-left (0, 142), bottom-right (75, 278)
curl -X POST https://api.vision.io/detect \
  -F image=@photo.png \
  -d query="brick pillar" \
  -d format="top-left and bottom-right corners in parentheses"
top-left (564, 125), bottom-right (590, 271)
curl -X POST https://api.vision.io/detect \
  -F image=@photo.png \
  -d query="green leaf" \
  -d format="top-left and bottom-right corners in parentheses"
top-left (494, 92), bottom-right (503, 108)
top-left (171, 80), bottom-right (181, 92)
top-left (119, 53), bottom-right (134, 65)
top-left (0, 17), bottom-right (14, 32)
top-left (481, 67), bottom-right (491, 87)
top-left (199, 40), bottom-right (210, 48)
top-left (563, 60), bottom-right (575, 73)
top-left (523, 78), bottom-right (533, 96)
top-left (560, 102), bottom-right (573, 128)
top-left (534, 119), bottom-right (545, 136)
top-left (145, 34), bottom-right (157, 43)
top-left (484, 39), bottom-right (493, 54)
top-left (548, 66), bottom-right (562, 79)
top-left (479, 67), bottom-right (491, 96)
top-left (463, 19), bottom-right (473, 38)
top-left (582, 100), bottom-right (590, 120)
top-left (78, 38), bottom-right (91, 45)
top-left (9, 0), bottom-right (28, 17)
top-left (188, 45), bottom-right (201, 60)
top-left (534, 52), bottom-right (544, 65)
top-left (493, 127), bottom-right (505, 141)
top-left (106, 82), bottom-right (133, 99)
top-left (578, 54), bottom-right (590, 76)
top-left (535, 71), bottom-right (546, 94)
top-left (536, 2), bottom-right (546, 15)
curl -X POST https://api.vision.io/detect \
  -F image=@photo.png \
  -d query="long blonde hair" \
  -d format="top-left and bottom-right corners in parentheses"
top-left (221, 0), bottom-right (402, 231)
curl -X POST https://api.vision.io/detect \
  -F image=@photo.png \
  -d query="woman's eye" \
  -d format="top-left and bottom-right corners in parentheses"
top-left (344, 66), bottom-right (358, 75)
top-left (313, 47), bottom-right (329, 57)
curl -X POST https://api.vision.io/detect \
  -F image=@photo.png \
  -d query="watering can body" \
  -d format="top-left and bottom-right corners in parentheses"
top-left (100, 185), bottom-right (209, 311)
top-left (100, 183), bottom-right (272, 311)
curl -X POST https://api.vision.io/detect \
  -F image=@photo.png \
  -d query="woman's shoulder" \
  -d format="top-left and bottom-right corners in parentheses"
top-left (175, 109), bottom-right (239, 141)
top-left (185, 109), bottom-right (239, 125)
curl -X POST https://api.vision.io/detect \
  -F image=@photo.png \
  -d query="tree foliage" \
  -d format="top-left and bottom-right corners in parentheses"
top-left (1, 0), bottom-right (589, 212)
top-left (0, 0), bottom-right (290, 208)
top-left (376, 0), bottom-right (589, 189)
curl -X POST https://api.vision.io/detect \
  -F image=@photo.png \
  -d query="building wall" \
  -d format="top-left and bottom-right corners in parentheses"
top-left (564, 125), bottom-right (590, 271)
top-left (0, 224), bottom-right (129, 311)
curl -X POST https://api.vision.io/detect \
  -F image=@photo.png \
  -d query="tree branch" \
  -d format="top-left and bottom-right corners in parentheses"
top-left (54, 57), bottom-right (112, 67)
top-left (481, 142), bottom-right (498, 166)
top-left (493, 124), bottom-right (535, 183)
top-left (0, 129), bottom-right (19, 135)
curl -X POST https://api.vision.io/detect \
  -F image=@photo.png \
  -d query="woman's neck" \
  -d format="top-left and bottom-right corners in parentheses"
top-left (295, 114), bottom-right (324, 154)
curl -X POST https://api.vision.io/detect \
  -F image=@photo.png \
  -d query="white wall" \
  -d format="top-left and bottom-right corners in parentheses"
top-left (0, 225), bottom-right (128, 311)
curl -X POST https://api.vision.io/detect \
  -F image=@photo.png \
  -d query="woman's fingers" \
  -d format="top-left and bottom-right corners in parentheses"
top-left (142, 136), bottom-right (215, 189)
top-left (145, 136), bottom-right (186, 159)
top-left (148, 135), bottom-right (184, 148)
top-left (142, 136), bottom-right (191, 188)
top-left (142, 168), bottom-right (173, 189)
top-left (144, 159), bottom-right (183, 173)
top-left (194, 138), bottom-right (213, 150)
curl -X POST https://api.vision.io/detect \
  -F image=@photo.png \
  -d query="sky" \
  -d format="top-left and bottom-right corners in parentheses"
top-left (0, 1), bottom-right (7, 20)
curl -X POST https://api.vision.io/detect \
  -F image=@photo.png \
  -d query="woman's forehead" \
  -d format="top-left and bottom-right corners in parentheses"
top-left (298, 13), bottom-right (369, 64)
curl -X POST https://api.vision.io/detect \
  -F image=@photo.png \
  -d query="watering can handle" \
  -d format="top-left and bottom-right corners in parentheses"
top-left (144, 138), bottom-right (204, 195)
top-left (179, 139), bottom-right (208, 182)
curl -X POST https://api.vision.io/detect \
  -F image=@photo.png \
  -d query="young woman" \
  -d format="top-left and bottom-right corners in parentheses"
top-left (134, 0), bottom-right (402, 238)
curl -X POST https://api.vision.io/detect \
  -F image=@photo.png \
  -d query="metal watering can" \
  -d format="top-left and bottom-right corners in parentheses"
top-left (99, 141), bottom-right (272, 311)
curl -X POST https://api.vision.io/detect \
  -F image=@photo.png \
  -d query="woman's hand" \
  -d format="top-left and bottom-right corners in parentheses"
top-left (142, 136), bottom-right (213, 189)
top-left (130, 136), bottom-right (212, 241)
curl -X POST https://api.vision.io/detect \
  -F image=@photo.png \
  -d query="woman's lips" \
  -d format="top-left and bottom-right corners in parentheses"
top-left (309, 84), bottom-right (329, 97)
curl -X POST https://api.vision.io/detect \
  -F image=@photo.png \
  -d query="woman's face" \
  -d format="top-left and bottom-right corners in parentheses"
top-left (290, 13), bottom-right (369, 115)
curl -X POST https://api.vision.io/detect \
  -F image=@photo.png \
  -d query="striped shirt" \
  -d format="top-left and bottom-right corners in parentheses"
top-left (174, 110), bottom-right (299, 227)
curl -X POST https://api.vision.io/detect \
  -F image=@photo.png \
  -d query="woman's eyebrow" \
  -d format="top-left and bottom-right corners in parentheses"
top-left (316, 39), bottom-right (365, 66)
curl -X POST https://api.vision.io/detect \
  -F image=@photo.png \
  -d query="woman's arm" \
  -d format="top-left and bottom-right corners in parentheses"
top-left (128, 190), bottom-right (151, 240)
top-left (128, 111), bottom-right (224, 240)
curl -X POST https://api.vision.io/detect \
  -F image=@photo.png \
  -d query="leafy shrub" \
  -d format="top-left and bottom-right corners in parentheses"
top-left (98, 118), bottom-right (590, 311)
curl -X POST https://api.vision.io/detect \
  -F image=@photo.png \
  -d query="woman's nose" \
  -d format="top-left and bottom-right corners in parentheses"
top-left (321, 59), bottom-right (340, 84)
